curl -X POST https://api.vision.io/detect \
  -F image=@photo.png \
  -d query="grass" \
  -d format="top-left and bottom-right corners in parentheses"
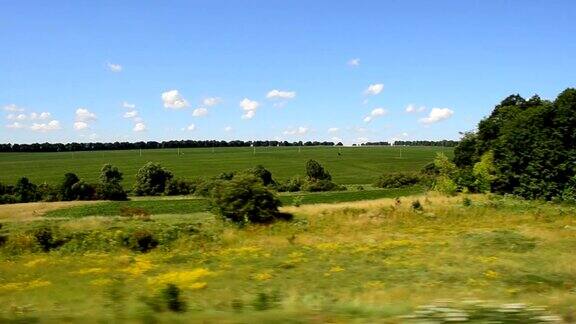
top-left (44, 186), bottom-right (424, 218)
top-left (0, 146), bottom-right (452, 186)
top-left (1, 193), bottom-right (575, 322)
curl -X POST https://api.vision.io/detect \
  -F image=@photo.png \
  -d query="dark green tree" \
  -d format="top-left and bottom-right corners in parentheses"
top-left (133, 162), bottom-right (173, 196)
top-left (305, 159), bottom-right (332, 181)
top-left (98, 164), bottom-right (127, 200)
top-left (59, 173), bottom-right (80, 201)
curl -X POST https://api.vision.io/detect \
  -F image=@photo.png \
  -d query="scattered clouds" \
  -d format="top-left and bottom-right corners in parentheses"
top-left (283, 126), bottom-right (309, 136)
top-left (364, 83), bottom-right (384, 96)
top-left (75, 108), bottom-right (97, 122)
top-left (6, 122), bottom-right (25, 129)
top-left (122, 102), bottom-right (136, 109)
top-left (266, 89), bottom-right (296, 100)
top-left (30, 120), bottom-right (61, 132)
top-left (202, 97), bottom-right (221, 107)
top-left (363, 107), bottom-right (388, 123)
top-left (405, 104), bottom-right (426, 113)
top-left (30, 112), bottom-right (51, 120)
top-left (133, 122), bottom-right (147, 132)
top-left (347, 58), bottom-right (360, 67)
top-left (420, 108), bottom-right (454, 124)
top-left (73, 121), bottom-right (89, 130)
top-left (186, 124), bottom-right (196, 131)
top-left (123, 110), bottom-right (138, 118)
top-left (107, 62), bottom-right (123, 72)
top-left (224, 126), bottom-right (233, 132)
top-left (192, 107), bottom-right (208, 117)
top-left (162, 90), bottom-right (189, 109)
top-left (3, 104), bottom-right (24, 112)
top-left (240, 98), bottom-right (259, 119)
top-left (328, 127), bottom-right (340, 133)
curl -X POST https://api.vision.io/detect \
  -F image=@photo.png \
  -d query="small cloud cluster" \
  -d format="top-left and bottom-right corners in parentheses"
top-left (348, 58), bottom-right (360, 67)
top-left (266, 89), bottom-right (296, 108)
top-left (364, 83), bottom-right (384, 96)
top-left (283, 126), bottom-right (309, 136)
top-left (122, 102), bottom-right (146, 132)
top-left (74, 108), bottom-right (97, 130)
top-left (107, 62), bottom-right (123, 73)
top-left (240, 98), bottom-right (260, 119)
top-left (4, 104), bottom-right (60, 132)
top-left (162, 90), bottom-right (189, 109)
top-left (420, 108), bottom-right (454, 124)
top-left (363, 107), bottom-right (387, 123)
top-left (193, 97), bottom-right (222, 118)
top-left (405, 104), bottom-right (427, 113)
top-left (328, 127), bottom-right (340, 133)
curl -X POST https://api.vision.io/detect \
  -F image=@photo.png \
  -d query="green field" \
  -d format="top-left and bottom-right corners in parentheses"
top-left (0, 146), bottom-right (452, 187)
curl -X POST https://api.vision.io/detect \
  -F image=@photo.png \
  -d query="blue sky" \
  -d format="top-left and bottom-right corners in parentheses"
top-left (1, 0), bottom-right (575, 145)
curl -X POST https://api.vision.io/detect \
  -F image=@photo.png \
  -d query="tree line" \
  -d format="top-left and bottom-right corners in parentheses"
top-left (0, 140), bottom-right (339, 153)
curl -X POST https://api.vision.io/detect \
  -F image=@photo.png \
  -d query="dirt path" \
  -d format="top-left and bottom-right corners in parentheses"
top-left (0, 201), bottom-right (103, 222)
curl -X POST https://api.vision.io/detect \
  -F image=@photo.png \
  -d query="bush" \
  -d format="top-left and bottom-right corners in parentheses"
top-left (14, 177), bottom-right (40, 203)
top-left (126, 229), bottom-right (158, 252)
top-left (244, 165), bottom-right (275, 186)
top-left (276, 176), bottom-right (304, 192)
top-left (306, 159), bottom-right (332, 181)
top-left (164, 178), bottom-right (193, 196)
top-left (302, 179), bottom-right (344, 192)
top-left (98, 164), bottom-right (127, 200)
top-left (0, 194), bottom-right (17, 204)
top-left (374, 173), bottom-right (421, 188)
top-left (211, 174), bottom-right (287, 225)
top-left (133, 162), bottom-right (174, 196)
top-left (59, 173), bottom-right (81, 201)
top-left (70, 181), bottom-right (97, 200)
top-left (38, 183), bottom-right (59, 202)
top-left (161, 284), bottom-right (186, 312)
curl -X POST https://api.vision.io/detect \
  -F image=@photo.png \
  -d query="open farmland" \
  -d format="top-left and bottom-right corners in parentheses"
top-left (0, 146), bottom-right (451, 187)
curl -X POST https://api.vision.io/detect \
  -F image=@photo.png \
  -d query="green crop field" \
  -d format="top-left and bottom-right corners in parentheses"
top-left (0, 146), bottom-right (452, 187)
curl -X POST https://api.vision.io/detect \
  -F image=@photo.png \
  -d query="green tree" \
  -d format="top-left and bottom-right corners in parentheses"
top-left (59, 173), bottom-right (80, 201)
top-left (133, 162), bottom-right (174, 196)
top-left (211, 174), bottom-right (286, 225)
top-left (305, 159), bottom-right (332, 181)
top-left (14, 177), bottom-right (39, 203)
top-left (98, 164), bottom-right (127, 200)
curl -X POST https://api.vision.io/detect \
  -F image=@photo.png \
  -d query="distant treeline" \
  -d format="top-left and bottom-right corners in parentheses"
top-left (0, 140), bottom-right (339, 153)
top-left (392, 140), bottom-right (459, 147)
top-left (0, 139), bottom-right (459, 153)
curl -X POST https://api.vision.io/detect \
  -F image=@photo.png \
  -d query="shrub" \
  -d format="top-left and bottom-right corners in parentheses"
top-left (31, 227), bottom-right (66, 252)
top-left (126, 229), bottom-right (158, 252)
top-left (98, 164), bottom-right (127, 200)
top-left (133, 162), bottom-right (174, 196)
top-left (411, 200), bottom-right (423, 212)
top-left (161, 284), bottom-right (186, 312)
top-left (211, 174), bottom-right (287, 225)
top-left (302, 179), bottom-right (344, 192)
top-left (70, 181), bottom-right (97, 200)
top-left (164, 178), bottom-right (193, 196)
top-left (14, 177), bottom-right (40, 203)
top-left (37, 183), bottom-right (59, 202)
top-left (0, 194), bottom-right (17, 204)
top-left (306, 159), bottom-right (332, 181)
top-left (59, 173), bottom-right (80, 201)
top-left (244, 165), bottom-right (275, 186)
top-left (374, 173), bottom-right (421, 188)
top-left (276, 176), bottom-right (304, 192)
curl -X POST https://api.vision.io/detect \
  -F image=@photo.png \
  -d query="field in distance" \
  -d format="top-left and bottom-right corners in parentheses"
top-left (0, 146), bottom-right (452, 187)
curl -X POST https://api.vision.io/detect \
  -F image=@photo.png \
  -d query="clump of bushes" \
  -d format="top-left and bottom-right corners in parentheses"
top-left (164, 178), bottom-right (193, 196)
top-left (211, 174), bottom-right (291, 225)
top-left (374, 173), bottom-right (421, 188)
top-left (133, 162), bottom-right (174, 196)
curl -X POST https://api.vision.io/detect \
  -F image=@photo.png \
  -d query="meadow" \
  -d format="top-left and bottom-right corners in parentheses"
top-left (0, 146), bottom-right (451, 187)
top-left (0, 194), bottom-right (574, 322)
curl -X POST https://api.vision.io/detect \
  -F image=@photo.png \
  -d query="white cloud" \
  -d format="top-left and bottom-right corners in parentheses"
top-left (75, 108), bottom-right (97, 122)
top-left (30, 112), bottom-right (51, 120)
top-left (283, 126), bottom-right (309, 136)
top-left (364, 83), bottom-right (384, 96)
top-left (202, 97), bottom-right (221, 107)
top-left (162, 90), bottom-right (189, 109)
top-left (192, 107), bottom-right (208, 117)
top-left (30, 120), bottom-right (61, 132)
top-left (420, 108), bottom-right (454, 124)
top-left (73, 121), bottom-right (89, 130)
top-left (266, 89), bottom-right (296, 100)
top-left (7, 113), bottom-right (27, 121)
top-left (107, 62), bottom-right (123, 72)
top-left (406, 104), bottom-right (426, 113)
top-left (363, 107), bottom-right (388, 123)
top-left (186, 124), bottom-right (196, 131)
top-left (328, 127), bottom-right (340, 133)
top-left (123, 110), bottom-right (138, 118)
top-left (122, 102), bottom-right (136, 109)
top-left (3, 104), bottom-right (24, 112)
top-left (348, 58), bottom-right (360, 67)
top-left (6, 122), bottom-right (25, 129)
top-left (240, 98), bottom-right (259, 119)
top-left (224, 126), bottom-right (233, 132)
top-left (133, 122), bottom-right (146, 132)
